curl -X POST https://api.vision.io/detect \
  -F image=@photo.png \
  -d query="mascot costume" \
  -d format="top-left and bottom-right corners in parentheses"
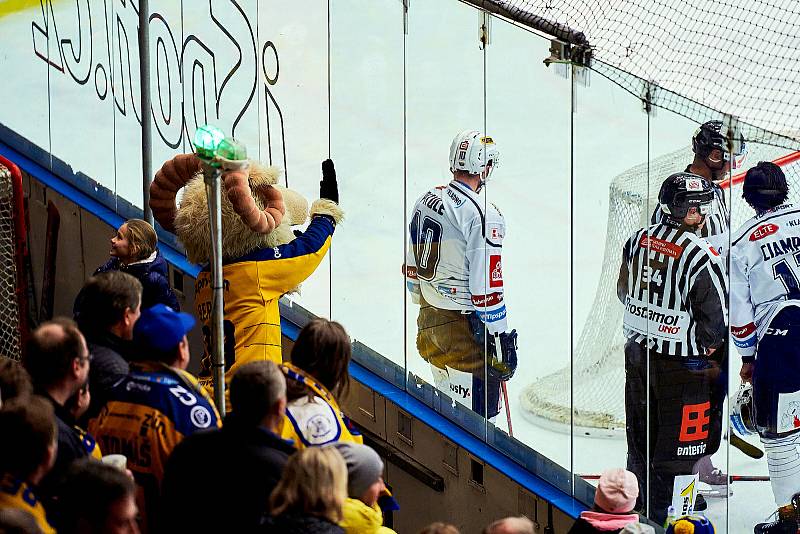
top-left (149, 154), bottom-right (343, 396)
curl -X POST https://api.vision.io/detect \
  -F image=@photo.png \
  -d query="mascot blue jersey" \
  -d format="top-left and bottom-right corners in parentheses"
top-left (195, 215), bottom-right (336, 391)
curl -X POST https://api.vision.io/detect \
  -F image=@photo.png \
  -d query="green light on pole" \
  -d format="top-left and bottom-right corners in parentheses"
top-left (216, 136), bottom-right (248, 161)
top-left (193, 124), bottom-right (225, 161)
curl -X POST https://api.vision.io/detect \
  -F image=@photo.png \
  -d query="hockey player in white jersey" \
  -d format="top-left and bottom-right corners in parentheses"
top-left (405, 130), bottom-right (518, 420)
top-left (618, 173), bottom-right (728, 524)
top-left (730, 161), bottom-right (800, 519)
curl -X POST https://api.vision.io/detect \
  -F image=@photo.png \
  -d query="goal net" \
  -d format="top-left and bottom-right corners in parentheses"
top-left (520, 144), bottom-right (800, 437)
top-left (0, 156), bottom-right (28, 362)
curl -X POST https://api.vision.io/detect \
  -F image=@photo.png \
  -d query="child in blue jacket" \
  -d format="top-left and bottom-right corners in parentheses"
top-left (94, 219), bottom-right (179, 311)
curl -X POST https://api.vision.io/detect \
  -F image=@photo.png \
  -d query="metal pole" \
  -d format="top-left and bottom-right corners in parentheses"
top-left (203, 165), bottom-right (226, 413)
top-left (458, 0), bottom-right (587, 46)
top-left (193, 127), bottom-right (247, 413)
top-left (139, 0), bottom-right (153, 224)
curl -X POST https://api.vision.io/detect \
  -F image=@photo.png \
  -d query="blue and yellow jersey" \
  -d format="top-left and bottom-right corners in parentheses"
top-left (195, 215), bottom-right (336, 395)
top-left (278, 363), bottom-right (363, 449)
top-left (88, 361), bottom-right (221, 493)
top-left (0, 474), bottom-right (56, 534)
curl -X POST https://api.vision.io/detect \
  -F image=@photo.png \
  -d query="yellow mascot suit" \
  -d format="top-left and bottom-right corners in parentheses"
top-left (148, 154), bottom-right (343, 396)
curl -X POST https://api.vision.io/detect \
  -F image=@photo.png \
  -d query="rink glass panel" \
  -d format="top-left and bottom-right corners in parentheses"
top-left (482, 16), bottom-right (573, 476)
top-left (642, 116), bottom-right (800, 528)
top-left (329, 0), bottom-right (406, 370)
top-left (568, 63), bottom-right (647, 495)
top-left (402, 0), bottom-right (489, 436)
top-left (256, 0), bottom-right (333, 317)
top-left (2, 0), bottom-right (794, 522)
top-left (723, 139), bottom-right (798, 529)
top-left (0, 2), bottom-right (53, 174)
top-left (642, 103), bottom-right (716, 532)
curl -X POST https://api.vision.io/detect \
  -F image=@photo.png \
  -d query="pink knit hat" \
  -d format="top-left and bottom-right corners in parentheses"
top-left (594, 468), bottom-right (639, 513)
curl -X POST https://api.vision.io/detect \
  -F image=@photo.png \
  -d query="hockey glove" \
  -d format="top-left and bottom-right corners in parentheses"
top-left (489, 330), bottom-right (518, 381)
top-left (467, 311), bottom-right (489, 347)
top-left (320, 159), bottom-right (339, 203)
top-left (467, 313), bottom-right (518, 381)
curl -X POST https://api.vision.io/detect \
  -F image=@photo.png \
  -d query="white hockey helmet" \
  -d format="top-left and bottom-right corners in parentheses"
top-left (449, 130), bottom-right (501, 179)
top-left (730, 382), bottom-right (758, 436)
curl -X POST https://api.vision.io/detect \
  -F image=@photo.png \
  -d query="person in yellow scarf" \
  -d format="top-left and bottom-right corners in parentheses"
top-left (279, 318), bottom-right (362, 448)
top-left (278, 320), bottom-right (400, 520)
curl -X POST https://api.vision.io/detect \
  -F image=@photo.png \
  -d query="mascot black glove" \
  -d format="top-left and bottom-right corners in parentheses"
top-left (320, 159), bottom-right (339, 203)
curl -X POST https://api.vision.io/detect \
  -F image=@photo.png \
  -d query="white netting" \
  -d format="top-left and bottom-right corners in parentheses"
top-left (0, 163), bottom-right (22, 361)
top-left (521, 144), bottom-right (800, 437)
top-left (474, 1), bottom-right (800, 148)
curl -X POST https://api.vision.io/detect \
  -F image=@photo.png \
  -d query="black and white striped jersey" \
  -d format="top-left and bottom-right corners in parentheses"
top-left (617, 222), bottom-right (729, 356)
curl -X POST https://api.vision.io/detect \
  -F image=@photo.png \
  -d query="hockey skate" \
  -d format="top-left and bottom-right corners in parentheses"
top-left (694, 493), bottom-right (708, 512)
top-left (693, 456), bottom-right (731, 497)
top-left (753, 518), bottom-right (798, 534)
top-left (754, 494), bottom-right (800, 534)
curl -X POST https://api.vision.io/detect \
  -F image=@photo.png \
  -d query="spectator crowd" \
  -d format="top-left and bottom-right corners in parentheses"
top-left (0, 228), bottom-right (556, 533)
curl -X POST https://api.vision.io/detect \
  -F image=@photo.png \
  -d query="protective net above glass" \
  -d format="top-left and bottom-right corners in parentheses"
top-left (472, 0), bottom-right (800, 147)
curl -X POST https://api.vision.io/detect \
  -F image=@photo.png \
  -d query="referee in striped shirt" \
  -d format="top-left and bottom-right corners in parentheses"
top-left (618, 173), bottom-right (728, 523)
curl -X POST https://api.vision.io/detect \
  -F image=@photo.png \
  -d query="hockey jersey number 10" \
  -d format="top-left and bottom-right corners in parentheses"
top-left (405, 181), bottom-right (508, 334)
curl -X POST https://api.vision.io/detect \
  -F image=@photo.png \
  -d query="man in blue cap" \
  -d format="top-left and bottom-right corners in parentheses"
top-left (89, 304), bottom-right (220, 531)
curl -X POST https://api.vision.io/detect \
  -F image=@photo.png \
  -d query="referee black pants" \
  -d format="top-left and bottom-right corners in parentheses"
top-left (624, 340), bottom-right (722, 524)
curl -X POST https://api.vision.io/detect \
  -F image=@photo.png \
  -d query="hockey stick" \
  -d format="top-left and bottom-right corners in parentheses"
top-left (39, 201), bottom-right (60, 322)
top-left (581, 474), bottom-right (770, 482)
top-left (501, 380), bottom-right (513, 437)
top-left (492, 333), bottom-right (514, 436)
top-left (730, 433), bottom-right (764, 459)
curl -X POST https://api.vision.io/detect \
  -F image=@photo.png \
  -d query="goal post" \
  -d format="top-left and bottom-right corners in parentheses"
top-left (520, 144), bottom-right (800, 438)
top-left (0, 154), bottom-right (29, 362)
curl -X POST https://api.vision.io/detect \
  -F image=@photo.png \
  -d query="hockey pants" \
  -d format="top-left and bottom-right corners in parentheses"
top-left (417, 301), bottom-right (501, 419)
top-left (753, 305), bottom-right (800, 436)
top-left (624, 341), bottom-right (722, 524)
top-left (752, 305), bottom-right (800, 506)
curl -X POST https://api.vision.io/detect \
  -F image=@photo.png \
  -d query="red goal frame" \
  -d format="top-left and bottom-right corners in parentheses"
top-left (0, 154), bottom-right (29, 358)
top-left (720, 150), bottom-right (800, 190)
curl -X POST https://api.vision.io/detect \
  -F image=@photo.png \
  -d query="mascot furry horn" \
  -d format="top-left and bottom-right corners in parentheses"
top-left (149, 154), bottom-right (343, 399)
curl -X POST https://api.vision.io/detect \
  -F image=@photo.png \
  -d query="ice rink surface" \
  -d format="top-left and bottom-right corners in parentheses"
top-left (0, 0), bottom-right (794, 531)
